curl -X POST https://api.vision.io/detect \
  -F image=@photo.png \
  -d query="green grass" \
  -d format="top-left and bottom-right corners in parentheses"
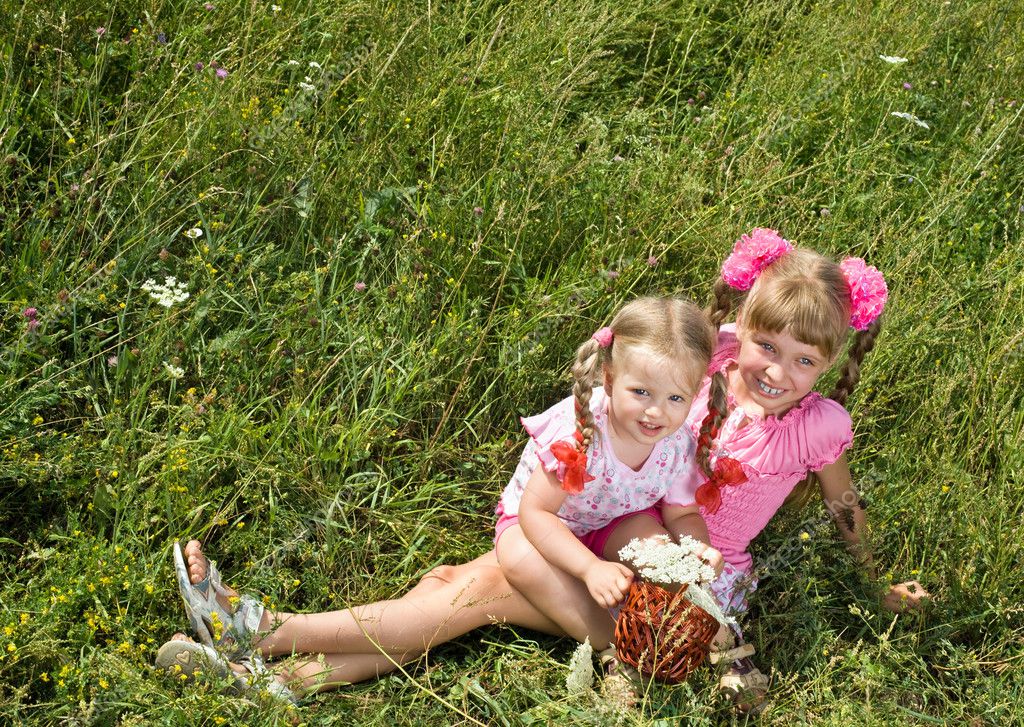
top-left (2, 0), bottom-right (1023, 723)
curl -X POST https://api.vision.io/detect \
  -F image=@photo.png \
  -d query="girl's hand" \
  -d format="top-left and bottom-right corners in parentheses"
top-left (692, 542), bottom-right (725, 579)
top-left (882, 580), bottom-right (931, 612)
top-left (583, 561), bottom-right (634, 608)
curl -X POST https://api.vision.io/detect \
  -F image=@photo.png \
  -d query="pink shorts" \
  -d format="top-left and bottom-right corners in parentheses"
top-left (494, 502), bottom-right (665, 560)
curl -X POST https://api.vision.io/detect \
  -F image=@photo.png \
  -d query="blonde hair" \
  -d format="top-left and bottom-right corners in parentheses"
top-left (570, 297), bottom-right (726, 478)
top-left (708, 246), bottom-right (884, 504)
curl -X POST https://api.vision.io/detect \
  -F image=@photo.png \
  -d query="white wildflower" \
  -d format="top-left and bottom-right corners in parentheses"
top-left (890, 111), bottom-right (930, 129)
top-left (142, 276), bottom-right (191, 307)
top-left (182, 227), bottom-right (203, 239)
top-left (618, 535), bottom-right (716, 587)
top-left (271, 4), bottom-right (281, 12)
top-left (565, 637), bottom-right (594, 694)
top-left (879, 54), bottom-right (909, 64)
top-left (162, 361), bottom-right (185, 380)
top-left (286, 59), bottom-right (300, 66)
top-left (308, 61), bottom-right (322, 70)
top-left (298, 82), bottom-right (316, 92)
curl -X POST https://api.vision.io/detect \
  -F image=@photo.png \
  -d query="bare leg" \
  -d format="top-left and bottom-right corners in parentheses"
top-left (164, 632), bottom-right (410, 693)
top-left (495, 525), bottom-right (617, 648)
top-left (182, 542), bottom-right (563, 661)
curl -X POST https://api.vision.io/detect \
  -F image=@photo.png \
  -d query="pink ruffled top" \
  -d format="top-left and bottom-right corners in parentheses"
top-left (663, 324), bottom-right (854, 572)
top-left (499, 387), bottom-right (701, 536)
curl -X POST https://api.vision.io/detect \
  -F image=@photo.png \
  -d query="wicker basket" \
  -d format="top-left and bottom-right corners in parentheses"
top-left (613, 580), bottom-right (720, 684)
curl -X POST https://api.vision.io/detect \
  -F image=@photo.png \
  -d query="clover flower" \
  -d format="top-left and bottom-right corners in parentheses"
top-left (142, 276), bottom-right (191, 307)
top-left (565, 637), bottom-right (594, 694)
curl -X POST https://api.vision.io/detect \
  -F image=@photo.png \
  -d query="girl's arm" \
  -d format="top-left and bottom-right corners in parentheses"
top-left (816, 453), bottom-right (930, 611)
top-left (661, 503), bottom-right (724, 575)
top-left (518, 466), bottom-right (633, 608)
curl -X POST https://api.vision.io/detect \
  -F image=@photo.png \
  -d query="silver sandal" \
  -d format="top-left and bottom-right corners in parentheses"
top-left (155, 639), bottom-right (298, 706)
top-left (173, 541), bottom-right (264, 660)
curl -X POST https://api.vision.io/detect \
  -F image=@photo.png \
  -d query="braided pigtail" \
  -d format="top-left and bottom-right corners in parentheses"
top-left (696, 372), bottom-right (728, 478)
top-left (829, 318), bottom-right (882, 407)
top-left (707, 278), bottom-right (735, 329)
top-left (570, 338), bottom-right (603, 452)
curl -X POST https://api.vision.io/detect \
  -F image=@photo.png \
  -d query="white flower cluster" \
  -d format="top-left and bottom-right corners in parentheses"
top-left (565, 637), bottom-right (594, 694)
top-left (142, 277), bottom-right (190, 308)
top-left (618, 535), bottom-right (716, 587)
top-left (162, 361), bottom-right (185, 380)
top-left (890, 111), bottom-right (930, 129)
top-left (878, 54), bottom-right (909, 64)
top-left (182, 227), bottom-right (203, 239)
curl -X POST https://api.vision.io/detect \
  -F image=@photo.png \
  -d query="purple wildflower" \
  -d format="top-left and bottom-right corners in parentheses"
top-left (194, 62), bottom-right (204, 71)
top-left (157, 32), bottom-right (167, 45)
top-left (473, 206), bottom-right (483, 216)
top-left (646, 255), bottom-right (659, 267)
top-left (216, 68), bottom-right (228, 79)
top-left (23, 307), bottom-right (38, 319)
top-left (606, 270), bottom-right (620, 280)
top-left (903, 82), bottom-right (913, 90)
top-left (209, 60), bottom-right (218, 69)
top-left (96, 27), bottom-right (106, 37)
top-left (28, 319), bottom-right (40, 333)
top-left (205, 2), bottom-right (215, 9)
top-left (107, 355), bottom-right (119, 367)
top-left (354, 281), bottom-right (367, 292)
top-left (820, 207), bottom-right (831, 217)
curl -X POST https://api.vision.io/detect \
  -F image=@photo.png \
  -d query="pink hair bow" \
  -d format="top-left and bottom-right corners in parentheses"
top-left (840, 257), bottom-right (887, 330)
top-left (720, 228), bottom-right (794, 290)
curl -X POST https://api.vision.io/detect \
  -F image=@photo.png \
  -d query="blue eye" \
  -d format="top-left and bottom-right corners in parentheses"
top-left (799, 357), bottom-right (814, 366)
top-left (632, 388), bottom-right (649, 396)
top-left (760, 342), bottom-right (775, 352)
top-left (669, 395), bottom-right (686, 403)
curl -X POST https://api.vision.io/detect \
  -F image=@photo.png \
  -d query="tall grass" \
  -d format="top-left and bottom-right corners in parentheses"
top-left (1, 0), bottom-right (1022, 724)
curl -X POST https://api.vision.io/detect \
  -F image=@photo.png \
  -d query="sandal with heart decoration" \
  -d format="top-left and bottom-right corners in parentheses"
top-left (173, 540), bottom-right (265, 660)
top-left (709, 641), bottom-right (769, 713)
top-left (155, 637), bottom-right (298, 706)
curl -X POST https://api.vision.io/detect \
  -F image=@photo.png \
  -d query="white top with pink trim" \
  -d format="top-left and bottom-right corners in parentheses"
top-left (498, 387), bottom-right (701, 536)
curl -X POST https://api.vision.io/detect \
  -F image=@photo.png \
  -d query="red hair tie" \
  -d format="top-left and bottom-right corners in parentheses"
top-left (694, 405), bottom-right (745, 514)
top-left (549, 419), bottom-right (596, 494)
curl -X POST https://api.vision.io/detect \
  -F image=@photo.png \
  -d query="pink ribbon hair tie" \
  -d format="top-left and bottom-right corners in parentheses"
top-left (591, 327), bottom-right (614, 348)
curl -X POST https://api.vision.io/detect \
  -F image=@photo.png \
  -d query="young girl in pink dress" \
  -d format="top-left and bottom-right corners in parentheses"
top-left (655, 229), bottom-right (930, 708)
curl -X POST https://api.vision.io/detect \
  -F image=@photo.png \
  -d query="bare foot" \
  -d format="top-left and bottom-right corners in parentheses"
top-left (183, 540), bottom-right (241, 609)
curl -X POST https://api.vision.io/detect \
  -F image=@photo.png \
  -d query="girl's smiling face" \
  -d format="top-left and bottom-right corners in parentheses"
top-left (733, 325), bottom-right (831, 417)
top-left (603, 346), bottom-right (696, 456)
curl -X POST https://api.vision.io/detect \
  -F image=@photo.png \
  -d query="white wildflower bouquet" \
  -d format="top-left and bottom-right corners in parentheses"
top-left (618, 534), bottom-right (731, 627)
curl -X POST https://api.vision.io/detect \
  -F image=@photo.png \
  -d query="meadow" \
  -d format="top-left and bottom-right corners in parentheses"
top-left (1, 0), bottom-right (1022, 724)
